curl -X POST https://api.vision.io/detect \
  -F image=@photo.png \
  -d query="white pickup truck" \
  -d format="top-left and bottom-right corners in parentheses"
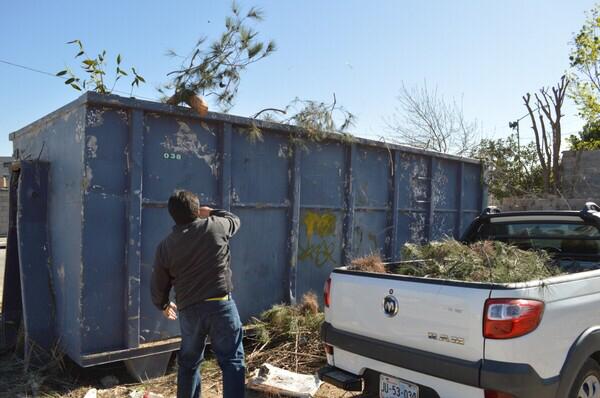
top-left (319, 204), bottom-right (600, 398)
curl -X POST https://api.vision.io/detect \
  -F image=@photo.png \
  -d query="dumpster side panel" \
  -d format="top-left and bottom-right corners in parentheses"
top-left (229, 128), bottom-right (290, 321)
top-left (139, 115), bottom-right (221, 342)
top-left (296, 141), bottom-right (345, 302)
top-left (395, 153), bottom-right (431, 252)
top-left (11, 105), bottom-right (85, 359)
top-left (461, 163), bottom-right (484, 235)
top-left (140, 207), bottom-right (178, 342)
top-left (352, 145), bottom-right (391, 257)
top-left (81, 106), bottom-right (129, 353)
top-left (142, 114), bottom-right (220, 204)
top-left (431, 158), bottom-right (459, 240)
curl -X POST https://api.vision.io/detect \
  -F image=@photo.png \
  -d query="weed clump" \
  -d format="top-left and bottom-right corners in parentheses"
top-left (246, 292), bottom-right (325, 373)
top-left (395, 239), bottom-right (561, 283)
top-left (348, 254), bottom-right (386, 273)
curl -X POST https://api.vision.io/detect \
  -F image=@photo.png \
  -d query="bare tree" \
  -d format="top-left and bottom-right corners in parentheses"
top-left (386, 82), bottom-right (480, 156)
top-left (522, 75), bottom-right (569, 192)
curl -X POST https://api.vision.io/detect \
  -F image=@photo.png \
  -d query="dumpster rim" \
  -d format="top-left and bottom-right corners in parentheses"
top-left (10, 91), bottom-right (482, 165)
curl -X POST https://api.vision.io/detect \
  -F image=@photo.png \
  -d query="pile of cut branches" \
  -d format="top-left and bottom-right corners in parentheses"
top-left (395, 239), bottom-right (561, 283)
top-left (347, 240), bottom-right (562, 283)
top-left (245, 292), bottom-right (325, 374)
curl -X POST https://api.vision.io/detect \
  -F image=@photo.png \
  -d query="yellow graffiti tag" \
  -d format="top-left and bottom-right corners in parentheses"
top-left (303, 211), bottom-right (336, 241)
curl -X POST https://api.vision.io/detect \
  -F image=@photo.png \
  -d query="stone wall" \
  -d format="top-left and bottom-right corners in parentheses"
top-left (498, 150), bottom-right (600, 212)
top-left (561, 150), bottom-right (600, 198)
top-left (499, 196), bottom-right (597, 211)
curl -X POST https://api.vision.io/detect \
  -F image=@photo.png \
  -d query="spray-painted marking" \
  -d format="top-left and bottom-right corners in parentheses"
top-left (299, 211), bottom-right (338, 268)
top-left (299, 240), bottom-right (337, 268)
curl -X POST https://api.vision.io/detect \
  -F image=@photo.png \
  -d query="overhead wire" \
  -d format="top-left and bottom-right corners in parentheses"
top-left (0, 58), bottom-right (159, 102)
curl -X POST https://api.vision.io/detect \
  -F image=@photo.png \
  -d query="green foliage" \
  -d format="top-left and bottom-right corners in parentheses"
top-left (570, 4), bottom-right (600, 122)
top-left (163, 1), bottom-right (276, 111)
top-left (396, 239), bottom-right (560, 283)
top-left (252, 303), bottom-right (324, 346)
top-left (56, 39), bottom-right (145, 95)
top-left (473, 133), bottom-right (544, 200)
top-left (568, 119), bottom-right (600, 150)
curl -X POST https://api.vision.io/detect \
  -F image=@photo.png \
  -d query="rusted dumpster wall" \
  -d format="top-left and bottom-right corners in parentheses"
top-left (9, 92), bottom-right (485, 366)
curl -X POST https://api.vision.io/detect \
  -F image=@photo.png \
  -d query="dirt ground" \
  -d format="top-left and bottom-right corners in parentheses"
top-left (0, 243), bottom-right (364, 397)
top-left (0, 350), bottom-right (364, 398)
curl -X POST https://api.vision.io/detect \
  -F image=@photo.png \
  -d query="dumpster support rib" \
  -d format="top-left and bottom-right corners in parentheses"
top-left (125, 109), bottom-right (144, 348)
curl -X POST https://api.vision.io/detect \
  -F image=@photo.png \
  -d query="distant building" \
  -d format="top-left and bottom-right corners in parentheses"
top-left (0, 157), bottom-right (12, 236)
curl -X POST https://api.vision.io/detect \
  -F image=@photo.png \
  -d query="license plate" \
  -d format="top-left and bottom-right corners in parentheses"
top-left (380, 374), bottom-right (419, 398)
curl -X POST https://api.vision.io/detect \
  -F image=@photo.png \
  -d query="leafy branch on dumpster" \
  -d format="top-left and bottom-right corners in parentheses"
top-left (245, 94), bottom-right (356, 146)
top-left (161, 1), bottom-right (276, 113)
top-left (56, 39), bottom-right (145, 95)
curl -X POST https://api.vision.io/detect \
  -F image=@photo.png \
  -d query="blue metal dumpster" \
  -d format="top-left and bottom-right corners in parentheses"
top-left (2, 92), bottom-right (485, 374)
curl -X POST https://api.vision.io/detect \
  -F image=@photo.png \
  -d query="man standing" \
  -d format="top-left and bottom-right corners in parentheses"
top-left (151, 190), bottom-right (245, 398)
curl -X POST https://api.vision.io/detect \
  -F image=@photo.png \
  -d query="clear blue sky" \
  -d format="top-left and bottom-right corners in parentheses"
top-left (0, 1), bottom-right (596, 156)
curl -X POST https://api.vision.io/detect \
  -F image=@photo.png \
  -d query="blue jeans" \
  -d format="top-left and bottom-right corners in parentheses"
top-left (177, 299), bottom-right (245, 398)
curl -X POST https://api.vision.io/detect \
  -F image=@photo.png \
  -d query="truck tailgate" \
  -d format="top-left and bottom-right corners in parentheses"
top-left (328, 270), bottom-right (492, 362)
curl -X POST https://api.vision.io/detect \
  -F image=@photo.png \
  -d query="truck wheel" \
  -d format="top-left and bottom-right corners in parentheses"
top-left (570, 358), bottom-right (600, 398)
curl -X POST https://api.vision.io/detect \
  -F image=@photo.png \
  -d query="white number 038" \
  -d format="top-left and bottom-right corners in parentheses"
top-left (163, 153), bottom-right (182, 160)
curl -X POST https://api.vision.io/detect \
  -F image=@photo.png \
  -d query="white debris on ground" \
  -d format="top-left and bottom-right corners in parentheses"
top-left (247, 363), bottom-right (323, 398)
top-left (128, 391), bottom-right (165, 398)
top-left (83, 389), bottom-right (97, 398)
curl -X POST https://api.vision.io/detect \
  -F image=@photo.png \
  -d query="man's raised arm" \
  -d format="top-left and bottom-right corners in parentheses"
top-left (210, 209), bottom-right (241, 238)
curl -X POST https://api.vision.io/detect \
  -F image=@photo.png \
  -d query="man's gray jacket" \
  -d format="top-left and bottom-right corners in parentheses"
top-left (151, 209), bottom-right (240, 311)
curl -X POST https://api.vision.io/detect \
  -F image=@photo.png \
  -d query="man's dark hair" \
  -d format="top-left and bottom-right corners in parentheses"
top-left (168, 190), bottom-right (200, 225)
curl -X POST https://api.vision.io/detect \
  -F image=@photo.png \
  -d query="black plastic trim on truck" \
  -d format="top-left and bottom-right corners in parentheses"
top-left (555, 327), bottom-right (600, 397)
top-left (480, 360), bottom-right (559, 397)
top-left (332, 268), bottom-right (514, 290)
top-left (322, 321), bottom-right (481, 386)
top-left (318, 365), bottom-right (363, 391)
top-left (322, 322), bottom-right (560, 398)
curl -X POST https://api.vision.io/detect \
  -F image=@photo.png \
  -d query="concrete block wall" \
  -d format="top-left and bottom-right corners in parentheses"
top-left (500, 195), bottom-right (596, 211)
top-left (561, 150), bottom-right (600, 198)
top-left (498, 150), bottom-right (600, 212)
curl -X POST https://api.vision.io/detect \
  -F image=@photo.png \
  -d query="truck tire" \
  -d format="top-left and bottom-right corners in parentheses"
top-left (570, 358), bottom-right (600, 398)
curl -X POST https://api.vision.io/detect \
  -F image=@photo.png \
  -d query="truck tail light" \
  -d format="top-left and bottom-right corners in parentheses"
top-left (324, 344), bottom-right (334, 355)
top-left (483, 299), bottom-right (544, 339)
top-left (324, 277), bottom-right (332, 308)
top-left (484, 390), bottom-right (516, 398)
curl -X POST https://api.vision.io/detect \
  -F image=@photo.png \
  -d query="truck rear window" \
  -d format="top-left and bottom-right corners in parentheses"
top-left (476, 222), bottom-right (600, 256)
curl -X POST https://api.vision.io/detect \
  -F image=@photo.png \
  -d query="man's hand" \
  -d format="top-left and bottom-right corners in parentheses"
top-left (198, 206), bottom-right (213, 218)
top-left (162, 302), bottom-right (178, 320)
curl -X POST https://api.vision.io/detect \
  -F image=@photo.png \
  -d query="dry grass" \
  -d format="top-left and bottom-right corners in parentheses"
top-left (0, 295), bottom-right (327, 397)
top-left (0, 343), bottom-right (78, 397)
top-left (297, 291), bottom-right (319, 316)
top-left (246, 292), bottom-right (325, 375)
top-left (347, 254), bottom-right (386, 273)
top-left (395, 239), bottom-right (561, 283)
